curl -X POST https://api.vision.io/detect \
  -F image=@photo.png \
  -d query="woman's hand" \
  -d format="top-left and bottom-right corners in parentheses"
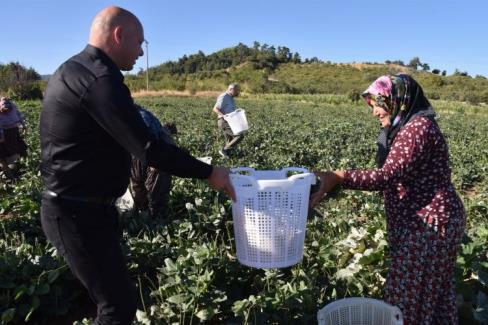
top-left (309, 171), bottom-right (344, 207)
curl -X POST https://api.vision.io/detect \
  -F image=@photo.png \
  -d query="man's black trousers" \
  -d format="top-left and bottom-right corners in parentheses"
top-left (41, 195), bottom-right (137, 325)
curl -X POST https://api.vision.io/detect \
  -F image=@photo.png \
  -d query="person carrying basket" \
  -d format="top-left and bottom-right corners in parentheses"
top-left (212, 83), bottom-right (245, 159)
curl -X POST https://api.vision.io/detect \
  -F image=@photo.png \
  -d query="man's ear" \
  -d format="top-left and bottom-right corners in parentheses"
top-left (113, 26), bottom-right (123, 45)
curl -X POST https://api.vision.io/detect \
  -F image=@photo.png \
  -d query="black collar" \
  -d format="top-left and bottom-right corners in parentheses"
top-left (83, 44), bottom-right (124, 81)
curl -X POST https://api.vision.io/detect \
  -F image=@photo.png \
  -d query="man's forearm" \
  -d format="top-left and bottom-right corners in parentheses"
top-left (212, 107), bottom-right (223, 117)
top-left (146, 140), bottom-right (213, 179)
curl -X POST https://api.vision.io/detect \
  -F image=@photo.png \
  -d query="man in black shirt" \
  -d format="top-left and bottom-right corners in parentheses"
top-left (40, 6), bottom-right (235, 325)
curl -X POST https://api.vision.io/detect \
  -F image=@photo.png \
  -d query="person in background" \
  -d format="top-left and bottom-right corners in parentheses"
top-left (310, 74), bottom-right (466, 324)
top-left (212, 83), bottom-right (244, 158)
top-left (40, 6), bottom-right (235, 325)
top-left (130, 104), bottom-right (177, 218)
top-left (0, 97), bottom-right (27, 179)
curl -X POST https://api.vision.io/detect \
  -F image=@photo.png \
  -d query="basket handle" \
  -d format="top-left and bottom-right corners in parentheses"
top-left (230, 173), bottom-right (258, 188)
top-left (223, 108), bottom-right (245, 118)
top-left (231, 167), bottom-right (256, 175)
top-left (288, 173), bottom-right (316, 185)
top-left (281, 167), bottom-right (309, 175)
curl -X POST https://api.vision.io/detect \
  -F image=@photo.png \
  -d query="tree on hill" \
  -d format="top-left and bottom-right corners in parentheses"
top-left (292, 52), bottom-right (301, 64)
top-left (304, 57), bottom-right (321, 64)
top-left (124, 43), bottom-right (488, 104)
top-left (150, 42), bottom-right (299, 77)
top-left (0, 62), bottom-right (43, 99)
top-left (276, 46), bottom-right (292, 62)
top-left (453, 69), bottom-right (469, 77)
top-left (388, 60), bottom-right (405, 66)
top-left (408, 57), bottom-right (422, 70)
top-left (421, 63), bottom-right (430, 71)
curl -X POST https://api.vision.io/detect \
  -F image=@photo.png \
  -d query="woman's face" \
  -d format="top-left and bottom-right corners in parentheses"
top-left (371, 101), bottom-right (391, 128)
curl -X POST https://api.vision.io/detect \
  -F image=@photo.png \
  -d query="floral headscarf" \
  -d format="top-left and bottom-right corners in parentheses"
top-left (362, 74), bottom-right (436, 167)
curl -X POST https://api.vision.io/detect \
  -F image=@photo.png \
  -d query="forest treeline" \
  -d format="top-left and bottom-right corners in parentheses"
top-left (2, 42), bottom-right (488, 104)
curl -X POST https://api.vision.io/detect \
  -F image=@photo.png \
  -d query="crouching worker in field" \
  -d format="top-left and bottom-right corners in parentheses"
top-left (40, 6), bottom-right (235, 325)
top-left (310, 74), bottom-right (466, 324)
top-left (130, 104), bottom-right (177, 218)
top-left (0, 97), bottom-right (28, 180)
top-left (213, 83), bottom-right (244, 159)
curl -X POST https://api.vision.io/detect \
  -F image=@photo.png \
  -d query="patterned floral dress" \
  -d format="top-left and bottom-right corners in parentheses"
top-left (343, 116), bottom-right (466, 324)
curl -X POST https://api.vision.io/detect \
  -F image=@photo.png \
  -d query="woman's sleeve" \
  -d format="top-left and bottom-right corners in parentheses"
top-left (342, 118), bottom-right (435, 191)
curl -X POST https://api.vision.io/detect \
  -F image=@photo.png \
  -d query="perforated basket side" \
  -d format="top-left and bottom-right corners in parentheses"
top-left (230, 169), bottom-right (315, 268)
top-left (317, 298), bottom-right (403, 325)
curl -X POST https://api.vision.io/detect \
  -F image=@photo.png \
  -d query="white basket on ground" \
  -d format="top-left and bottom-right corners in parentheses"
top-left (224, 108), bottom-right (249, 135)
top-left (230, 167), bottom-right (316, 269)
top-left (317, 297), bottom-right (403, 325)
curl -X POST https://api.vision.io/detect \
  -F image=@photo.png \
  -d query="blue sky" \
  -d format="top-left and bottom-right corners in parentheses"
top-left (2, 0), bottom-right (487, 77)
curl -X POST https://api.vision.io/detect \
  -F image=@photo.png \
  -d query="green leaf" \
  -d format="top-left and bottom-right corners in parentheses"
top-left (167, 294), bottom-right (188, 304)
top-left (27, 285), bottom-right (35, 296)
top-left (457, 256), bottom-right (466, 266)
top-left (196, 307), bottom-right (215, 320)
top-left (462, 242), bottom-right (475, 255)
top-left (1, 308), bottom-right (16, 323)
top-left (31, 295), bottom-right (41, 309)
top-left (232, 300), bottom-right (249, 315)
top-left (359, 251), bottom-right (382, 265)
top-left (164, 258), bottom-right (177, 271)
top-left (24, 296), bottom-right (40, 322)
top-left (135, 310), bottom-right (151, 325)
top-left (47, 269), bottom-right (60, 284)
top-left (14, 286), bottom-right (27, 301)
top-left (35, 283), bottom-right (50, 295)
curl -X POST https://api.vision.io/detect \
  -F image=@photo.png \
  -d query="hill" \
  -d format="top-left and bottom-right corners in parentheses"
top-left (124, 42), bottom-right (488, 104)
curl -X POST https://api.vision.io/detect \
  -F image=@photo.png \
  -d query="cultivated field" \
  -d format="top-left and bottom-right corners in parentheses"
top-left (1, 95), bottom-right (487, 324)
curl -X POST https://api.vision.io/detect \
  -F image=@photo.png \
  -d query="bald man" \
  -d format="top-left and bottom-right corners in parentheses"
top-left (40, 6), bottom-right (235, 324)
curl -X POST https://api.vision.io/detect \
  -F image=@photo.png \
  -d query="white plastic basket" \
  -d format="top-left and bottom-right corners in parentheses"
top-left (230, 167), bottom-right (316, 268)
top-left (317, 298), bottom-right (403, 325)
top-left (224, 108), bottom-right (249, 135)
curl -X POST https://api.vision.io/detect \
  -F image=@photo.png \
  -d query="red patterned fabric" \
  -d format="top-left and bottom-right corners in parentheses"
top-left (343, 116), bottom-right (466, 324)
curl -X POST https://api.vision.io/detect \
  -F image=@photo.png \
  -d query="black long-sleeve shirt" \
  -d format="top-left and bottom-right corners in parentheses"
top-left (40, 45), bottom-right (212, 197)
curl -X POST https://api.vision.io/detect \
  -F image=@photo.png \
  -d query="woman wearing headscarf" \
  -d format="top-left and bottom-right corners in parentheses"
top-left (311, 74), bottom-right (466, 323)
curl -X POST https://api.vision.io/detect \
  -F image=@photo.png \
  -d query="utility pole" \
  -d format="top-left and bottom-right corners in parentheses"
top-left (145, 40), bottom-right (149, 92)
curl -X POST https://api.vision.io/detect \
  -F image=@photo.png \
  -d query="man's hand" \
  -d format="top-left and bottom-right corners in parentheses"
top-left (212, 106), bottom-right (225, 119)
top-left (207, 166), bottom-right (236, 202)
top-left (309, 171), bottom-right (344, 207)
